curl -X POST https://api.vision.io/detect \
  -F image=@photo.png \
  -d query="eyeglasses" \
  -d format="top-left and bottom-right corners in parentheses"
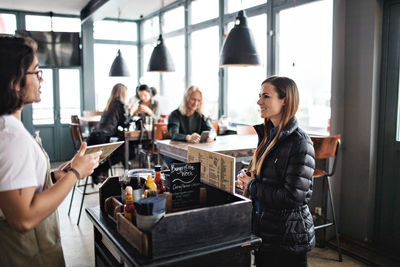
top-left (25, 70), bottom-right (43, 80)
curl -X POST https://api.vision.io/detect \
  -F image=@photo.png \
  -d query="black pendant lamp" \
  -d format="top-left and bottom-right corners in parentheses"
top-left (147, 34), bottom-right (175, 72)
top-left (220, 10), bottom-right (261, 67)
top-left (109, 49), bottom-right (130, 76)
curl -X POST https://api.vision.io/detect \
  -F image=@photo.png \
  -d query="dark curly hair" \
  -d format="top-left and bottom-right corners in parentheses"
top-left (0, 36), bottom-right (36, 116)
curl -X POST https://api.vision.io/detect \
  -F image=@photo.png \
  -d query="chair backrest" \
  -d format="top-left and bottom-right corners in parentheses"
top-left (212, 120), bottom-right (219, 134)
top-left (236, 125), bottom-right (257, 135)
top-left (70, 123), bottom-right (83, 150)
top-left (311, 134), bottom-right (341, 176)
top-left (71, 114), bottom-right (80, 124)
top-left (83, 110), bottom-right (103, 117)
top-left (153, 123), bottom-right (170, 140)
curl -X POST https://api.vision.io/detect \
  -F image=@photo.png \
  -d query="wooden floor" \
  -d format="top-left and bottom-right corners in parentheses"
top-left (55, 162), bottom-right (369, 267)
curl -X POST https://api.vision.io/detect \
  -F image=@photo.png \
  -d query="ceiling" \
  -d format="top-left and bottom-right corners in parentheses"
top-left (0, 0), bottom-right (176, 20)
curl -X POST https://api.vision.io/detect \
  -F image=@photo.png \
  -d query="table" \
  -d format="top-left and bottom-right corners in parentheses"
top-left (124, 129), bottom-right (153, 169)
top-left (156, 134), bottom-right (258, 163)
top-left (86, 206), bottom-right (261, 267)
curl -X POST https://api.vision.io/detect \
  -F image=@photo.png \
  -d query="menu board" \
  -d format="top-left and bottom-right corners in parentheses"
top-left (170, 162), bottom-right (201, 209)
top-left (187, 146), bottom-right (235, 193)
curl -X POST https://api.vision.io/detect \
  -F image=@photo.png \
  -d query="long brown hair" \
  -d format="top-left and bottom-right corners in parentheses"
top-left (249, 76), bottom-right (299, 175)
top-left (104, 83), bottom-right (127, 112)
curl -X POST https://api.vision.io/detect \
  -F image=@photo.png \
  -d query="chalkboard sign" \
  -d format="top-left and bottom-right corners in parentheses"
top-left (170, 162), bottom-right (201, 209)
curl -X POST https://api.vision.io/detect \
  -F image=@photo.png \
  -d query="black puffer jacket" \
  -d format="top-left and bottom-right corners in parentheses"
top-left (247, 117), bottom-right (315, 253)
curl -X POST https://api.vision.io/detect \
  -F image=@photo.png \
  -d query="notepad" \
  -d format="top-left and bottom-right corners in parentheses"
top-left (62, 141), bottom-right (124, 171)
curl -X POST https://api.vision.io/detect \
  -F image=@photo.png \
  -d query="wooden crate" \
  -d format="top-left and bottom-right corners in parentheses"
top-left (100, 177), bottom-right (253, 260)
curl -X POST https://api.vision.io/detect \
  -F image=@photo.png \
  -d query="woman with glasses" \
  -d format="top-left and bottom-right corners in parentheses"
top-left (237, 76), bottom-right (315, 267)
top-left (0, 36), bottom-right (101, 267)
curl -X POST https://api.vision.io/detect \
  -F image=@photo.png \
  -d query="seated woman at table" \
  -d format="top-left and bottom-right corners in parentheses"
top-left (165, 86), bottom-right (214, 167)
top-left (129, 84), bottom-right (160, 123)
top-left (87, 83), bottom-right (130, 183)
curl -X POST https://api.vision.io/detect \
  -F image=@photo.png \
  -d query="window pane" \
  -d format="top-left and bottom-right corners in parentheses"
top-left (52, 17), bottom-right (81, 32)
top-left (191, 0), bottom-right (219, 24)
top-left (162, 6), bottom-right (184, 33)
top-left (141, 43), bottom-right (160, 94)
top-left (143, 16), bottom-right (159, 41)
top-left (59, 69), bottom-right (81, 124)
top-left (192, 26), bottom-right (219, 119)
top-left (226, 0), bottom-right (266, 14)
top-left (278, 0), bottom-right (333, 135)
top-left (25, 15), bottom-right (52, 31)
top-left (227, 14), bottom-right (266, 125)
top-left (94, 20), bottom-right (137, 41)
top-left (33, 69), bottom-right (54, 124)
top-left (0, 13), bottom-right (16, 34)
top-left (161, 35), bottom-right (185, 116)
top-left (94, 44), bottom-right (138, 110)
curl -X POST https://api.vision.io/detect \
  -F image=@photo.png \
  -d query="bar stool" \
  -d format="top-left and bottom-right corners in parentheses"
top-left (311, 135), bottom-right (342, 262)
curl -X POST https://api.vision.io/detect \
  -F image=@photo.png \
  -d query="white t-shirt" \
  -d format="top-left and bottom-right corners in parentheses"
top-left (0, 115), bottom-right (47, 218)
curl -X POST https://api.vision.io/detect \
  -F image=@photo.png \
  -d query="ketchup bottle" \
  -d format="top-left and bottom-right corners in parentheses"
top-left (154, 165), bottom-right (166, 194)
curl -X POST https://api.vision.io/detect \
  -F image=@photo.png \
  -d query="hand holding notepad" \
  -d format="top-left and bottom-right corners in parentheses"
top-left (62, 141), bottom-right (124, 171)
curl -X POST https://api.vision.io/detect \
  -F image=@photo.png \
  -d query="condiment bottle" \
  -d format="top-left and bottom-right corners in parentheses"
top-left (154, 165), bottom-right (166, 194)
top-left (124, 186), bottom-right (136, 223)
top-left (145, 174), bottom-right (157, 191)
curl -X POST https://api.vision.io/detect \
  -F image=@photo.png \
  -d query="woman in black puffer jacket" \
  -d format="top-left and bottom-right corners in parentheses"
top-left (238, 76), bottom-right (315, 266)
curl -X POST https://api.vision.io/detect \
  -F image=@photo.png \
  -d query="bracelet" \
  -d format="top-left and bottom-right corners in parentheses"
top-left (69, 168), bottom-right (81, 180)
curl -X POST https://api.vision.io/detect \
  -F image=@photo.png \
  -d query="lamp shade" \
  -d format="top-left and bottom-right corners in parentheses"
top-left (147, 34), bottom-right (175, 72)
top-left (109, 49), bottom-right (130, 76)
top-left (219, 10), bottom-right (262, 67)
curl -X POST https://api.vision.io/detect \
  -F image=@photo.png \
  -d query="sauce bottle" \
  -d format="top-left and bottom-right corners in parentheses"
top-left (145, 174), bottom-right (157, 191)
top-left (124, 186), bottom-right (136, 223)
top-left (154, 165), bottom-right (166, 194)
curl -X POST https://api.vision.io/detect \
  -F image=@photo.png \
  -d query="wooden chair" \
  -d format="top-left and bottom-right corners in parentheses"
top-left (236, 125), bottom-right (257, 135)
top-left (311, 134), bottom-right (342, 262)
top-left (83, 110), bottom-right (103, 117)
top-left (212, 120), bottom-right (219, 134)
top-left (68, 122), bottom-right (98, 225)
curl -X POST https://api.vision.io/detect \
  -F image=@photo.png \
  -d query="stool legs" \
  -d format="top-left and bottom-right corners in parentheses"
top-left (68, 181), bottom-right (77, 216)
top-left (327, 176), bottom-right (343, 262)
top-left (77, 176), bottom-right (89, 225)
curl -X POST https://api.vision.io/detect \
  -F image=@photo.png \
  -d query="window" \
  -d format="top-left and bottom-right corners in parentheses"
top-left (0, 13), bottom-right (16, 34)
top-left (162, 6), bottom-right (184, 33)
top-left (143, 16), bottom-right (159, 41)
top-left (191, 26), bottom-right (219, 119)
top-left (52, 17), bottom-right (81, 32)
top-left (227, 14), bottom-right (267, 125)
top-left (25, 15), bottom-right (52, 31)
top-left (277, 0), bottom-right (333, 135)
top-left (59, 69), bottom-right (81, 124)
top-left (93, 44), bottom-right (138, 110)
top-left (161, 35), bottom-right (185, 115)
top-left (226, 0), bottom-right (266, 14)
top-left (94, 20), bottom-right (137, 41)
top-left (141, 43), bottom-right (160, 92)
top-left (191, 0), bottom-right (219, 24)
top-left (32, 69), bottom-right (54, 124)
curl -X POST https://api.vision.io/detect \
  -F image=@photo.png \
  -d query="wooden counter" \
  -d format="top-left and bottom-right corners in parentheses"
top-left (156, 134), bottom-right (258, 163)
top-left (86, 206), bottom-right (261, 267)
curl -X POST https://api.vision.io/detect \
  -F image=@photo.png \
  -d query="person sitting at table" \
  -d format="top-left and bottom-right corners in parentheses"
top-left (87, 83), bottom-right (130, 183)
top-left (129, 84), bottom-right (160, 123)
top-left (0, 36), bottom-right (101, 266)
top-left (165, 85), bottom-right (214, 167)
